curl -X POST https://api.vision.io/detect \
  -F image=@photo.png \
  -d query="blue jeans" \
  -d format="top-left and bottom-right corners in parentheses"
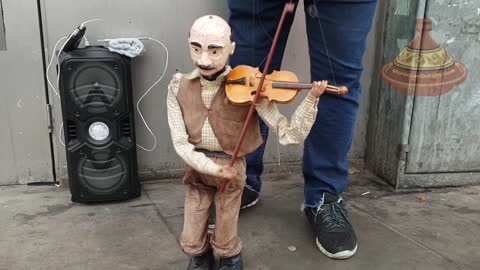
top-left (228, 0), bottom-right (377, 208)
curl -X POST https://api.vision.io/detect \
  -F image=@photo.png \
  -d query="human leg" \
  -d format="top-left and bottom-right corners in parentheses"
top-left (302, 0), bottom-right (377, 258)
top-left (227, 0), bottom-right (298, 197)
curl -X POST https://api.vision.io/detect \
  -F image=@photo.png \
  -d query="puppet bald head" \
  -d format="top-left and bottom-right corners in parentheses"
top-left (188, 15), bottom-right (235, 79)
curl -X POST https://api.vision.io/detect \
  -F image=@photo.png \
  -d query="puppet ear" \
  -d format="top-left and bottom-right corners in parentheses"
top-left (230, 41), bottom-right (236, 55)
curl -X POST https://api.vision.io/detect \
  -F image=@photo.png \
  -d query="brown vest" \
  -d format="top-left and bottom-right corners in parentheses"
top-left (176, 75), bottom-right (263, 157)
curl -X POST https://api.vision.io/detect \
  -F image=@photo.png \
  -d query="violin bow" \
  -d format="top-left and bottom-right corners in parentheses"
top-left (220, 2), bottom-right (296, 192)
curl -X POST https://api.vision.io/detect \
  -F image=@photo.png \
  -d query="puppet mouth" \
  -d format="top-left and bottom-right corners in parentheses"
top-left (197, 65), bottom-right (216, 71)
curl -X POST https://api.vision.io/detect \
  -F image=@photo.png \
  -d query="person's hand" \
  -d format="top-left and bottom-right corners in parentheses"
top-left (309, 80), bottom-right (328, 98)
top-left (218, 165), bottom-right (238, 180)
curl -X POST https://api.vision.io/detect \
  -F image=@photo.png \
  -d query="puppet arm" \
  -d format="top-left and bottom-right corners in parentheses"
top-left (255, 93), bottom-right (319, 145)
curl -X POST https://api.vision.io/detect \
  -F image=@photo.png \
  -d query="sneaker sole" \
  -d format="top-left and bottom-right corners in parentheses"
top-left (316, 238), bottom-right (357, 259)
top-left (240, 197), bottom-right (259, 210)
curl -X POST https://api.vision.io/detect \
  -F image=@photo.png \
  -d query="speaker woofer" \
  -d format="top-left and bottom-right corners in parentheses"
top-left (78, 150), bottom-right (126, 194)
top-left (68, 64), bottom-right (122, 113)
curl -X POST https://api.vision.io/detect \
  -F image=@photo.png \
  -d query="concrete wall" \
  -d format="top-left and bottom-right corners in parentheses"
top-left (0, 0), bottom-right (53, 185)
top-left (0, 0), bottom-right (377, 183)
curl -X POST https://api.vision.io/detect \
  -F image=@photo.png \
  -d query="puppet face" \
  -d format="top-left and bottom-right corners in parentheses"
top-left (189, 15), bottom-right (235, 78)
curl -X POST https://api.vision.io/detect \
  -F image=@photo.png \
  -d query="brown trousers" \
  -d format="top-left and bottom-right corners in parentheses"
top-left (180, 156), bottom-right (246, 258)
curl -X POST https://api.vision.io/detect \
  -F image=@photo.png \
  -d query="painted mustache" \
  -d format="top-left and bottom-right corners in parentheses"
top-left (196, 64), bottom-right (216, 71)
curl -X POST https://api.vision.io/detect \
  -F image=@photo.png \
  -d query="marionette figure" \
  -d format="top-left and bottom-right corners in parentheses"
top-left (166, 15), bottom-right (327, 270)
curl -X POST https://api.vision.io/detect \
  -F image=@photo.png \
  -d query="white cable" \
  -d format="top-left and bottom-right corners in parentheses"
top-left (59, 122), bottom-right (65, 147)
top-left (55, 39), bottom-right (69, 95)
top-left (46, 35), bottom-right (68, 97)
top-left (81, 18), bottom-right (104, 25)
top-left (83, 35), bottom-right (90, 47)
top-left (133, 37), bottom-right (169, 152)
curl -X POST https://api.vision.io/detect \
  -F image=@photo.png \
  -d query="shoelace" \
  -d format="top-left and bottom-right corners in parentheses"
top-left (315, 202), bottom-right (351, 229)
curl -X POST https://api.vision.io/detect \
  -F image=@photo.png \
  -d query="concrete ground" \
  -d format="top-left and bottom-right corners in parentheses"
top-left (1, 164), bottom-right (479, 270)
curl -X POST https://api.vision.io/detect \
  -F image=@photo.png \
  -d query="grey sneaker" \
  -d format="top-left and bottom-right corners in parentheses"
top-left (208, 204), bottom-right (215, 230)
top-left (304, 193), bottom-right (357, 259)
top-left (240, 185), bottom-right (259, 209)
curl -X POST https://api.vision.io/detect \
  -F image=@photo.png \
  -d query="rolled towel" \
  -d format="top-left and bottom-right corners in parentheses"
top-left (107, 38), bottom-right (145, 58)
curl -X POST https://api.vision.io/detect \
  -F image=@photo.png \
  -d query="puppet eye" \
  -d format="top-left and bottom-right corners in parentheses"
top-left (212, 50), bottom-right (217, 55)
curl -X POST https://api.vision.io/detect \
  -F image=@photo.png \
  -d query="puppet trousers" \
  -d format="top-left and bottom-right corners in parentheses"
top-left (180, 155), bottom-right (246, 258)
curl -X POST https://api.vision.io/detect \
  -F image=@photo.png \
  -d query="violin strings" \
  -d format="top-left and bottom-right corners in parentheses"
top-left (258, 1), bottom-right (274, 43)
top-left (312, 1), bottom-right (338, 86)
top-left (251, 1), bottom-right (255, 68)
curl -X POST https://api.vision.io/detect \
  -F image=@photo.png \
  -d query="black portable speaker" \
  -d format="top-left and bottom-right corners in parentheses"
top-left (58, 46), bottom-right (140, 203)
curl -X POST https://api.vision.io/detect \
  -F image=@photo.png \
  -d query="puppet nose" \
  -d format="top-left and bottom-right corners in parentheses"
top-left (198, 52), bottom-right (213, 66)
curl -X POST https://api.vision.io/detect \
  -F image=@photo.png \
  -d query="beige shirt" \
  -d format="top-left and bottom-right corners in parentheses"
top-left (167, 66), bottom-right (319, 176)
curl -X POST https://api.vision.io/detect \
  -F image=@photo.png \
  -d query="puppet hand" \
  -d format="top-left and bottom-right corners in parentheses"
top-left (218, 165), bottom-right (238, 180)
top-left (309, 80), bottom-right (328, 98)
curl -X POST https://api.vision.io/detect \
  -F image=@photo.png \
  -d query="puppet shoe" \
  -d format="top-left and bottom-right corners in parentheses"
top-left (218, 253), bottom-right (243, 270)
top-left (186, 249), bottom-right (214, 270)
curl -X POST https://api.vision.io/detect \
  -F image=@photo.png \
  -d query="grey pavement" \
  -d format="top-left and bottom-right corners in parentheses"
top-left (1, 165), bottom-right (479, 270)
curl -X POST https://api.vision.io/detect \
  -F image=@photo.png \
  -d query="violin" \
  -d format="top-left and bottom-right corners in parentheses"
top-left (226, 65), bottom-right (347, 105)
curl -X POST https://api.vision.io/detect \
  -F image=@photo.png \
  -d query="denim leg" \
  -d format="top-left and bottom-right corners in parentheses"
top-left (228, 0), bottom-right (298, 193)
top-left (302, 0), bottom-right (377, 207)
top-left (243, 120), bottom-right (268, 192)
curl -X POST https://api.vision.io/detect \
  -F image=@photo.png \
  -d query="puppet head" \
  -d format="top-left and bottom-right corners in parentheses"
top-left (189, 15), bottom-right (235, 79)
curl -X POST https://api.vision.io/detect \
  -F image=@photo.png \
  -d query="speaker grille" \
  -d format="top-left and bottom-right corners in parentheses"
top-left (67, 120), bottom-right (77, 142)
top-left (120, 117), bottom-right (132, 137)
top-left (78, 150), bottom-right (126, 194)
top-left (68, 64), bottom-right (122, 114)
